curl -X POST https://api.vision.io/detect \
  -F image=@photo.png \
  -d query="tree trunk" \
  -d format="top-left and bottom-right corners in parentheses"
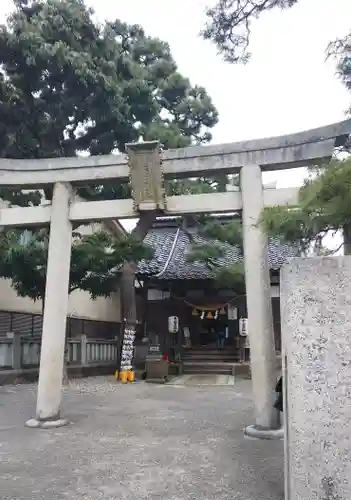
top-left (216, 174), bottom-right (227, 192)
top-left (121, 261), bottom-right (138, 327)
top-left (119, 212), bottom-right (156, 373)
top-left (343, 224), bottom-right (351, 255)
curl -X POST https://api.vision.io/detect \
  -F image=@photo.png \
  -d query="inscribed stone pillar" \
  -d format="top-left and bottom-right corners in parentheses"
top-left (240, 165), bottom-right (279, 433)
top-left (26, 182), bottom-right (73, 428)
top-left (281, 257), bottom-right (351, 500)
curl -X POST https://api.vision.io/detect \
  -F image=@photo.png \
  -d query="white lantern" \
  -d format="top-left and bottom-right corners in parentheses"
top-left (168, 316), bottom-right (179, 333)
top-left (239, 317), bottom-right (248, 337)
top-left (228, 305), bottom-right (238, 320)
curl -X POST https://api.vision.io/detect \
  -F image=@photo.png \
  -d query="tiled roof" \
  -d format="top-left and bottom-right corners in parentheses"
top-left (137, 226), bottom-right (297, 280)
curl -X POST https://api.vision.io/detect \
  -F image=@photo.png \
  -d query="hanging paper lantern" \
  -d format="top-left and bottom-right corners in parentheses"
top-left (207, 311), bottom-right (213, 319)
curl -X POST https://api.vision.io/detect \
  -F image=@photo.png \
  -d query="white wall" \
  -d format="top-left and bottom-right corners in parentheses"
top-left (0, 221), bottom-right (122, 323)
top-left (0, 278), bottom-right (121, 322)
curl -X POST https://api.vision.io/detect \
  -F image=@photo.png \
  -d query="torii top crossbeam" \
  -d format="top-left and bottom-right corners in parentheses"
top-left (0, 119), bottom-right (350, 188)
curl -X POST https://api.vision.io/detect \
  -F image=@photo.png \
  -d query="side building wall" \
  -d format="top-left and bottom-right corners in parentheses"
top-left (0, 221), bottom-right (122, 339)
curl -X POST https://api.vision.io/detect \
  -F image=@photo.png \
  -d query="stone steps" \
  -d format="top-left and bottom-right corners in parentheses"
top-left (182, 348), bottom-right (239, 364)
top-left (182, 356), bottom-right (239, 363)
top-left (181, 347), bottom-right (246, 376)
top-left (182, 361), bottom-right (235, 376)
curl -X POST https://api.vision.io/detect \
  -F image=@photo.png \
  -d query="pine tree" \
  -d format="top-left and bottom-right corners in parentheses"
top-left (260, 158), bottom-right (351, 255)
top-left (186, 217), bottom-right (245, 292)
top-left (0, 0), bottom-right (219, 207)
top-left (0, 227), bottom-right (153, 309)
top-left (0, 0), bottom-right (220, 377)
top-left (0, 0), bottom-right (218, 305)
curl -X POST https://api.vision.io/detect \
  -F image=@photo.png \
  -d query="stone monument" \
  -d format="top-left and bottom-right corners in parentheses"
top-left (281, 257), bottom-right (351, 500)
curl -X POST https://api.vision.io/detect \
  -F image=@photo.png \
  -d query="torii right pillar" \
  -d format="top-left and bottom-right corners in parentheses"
top-left (240, 165), bottom-right (281, 438)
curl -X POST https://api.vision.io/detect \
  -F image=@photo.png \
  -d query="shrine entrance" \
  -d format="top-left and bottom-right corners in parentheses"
top-left (0, 119), bottom-right (348, 432)
top-left (186, 303), bottom-right (235, 349)
top-left (190, 320), bottom-right (221, 348)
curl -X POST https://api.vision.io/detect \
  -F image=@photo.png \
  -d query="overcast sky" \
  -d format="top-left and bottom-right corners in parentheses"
top-left (90, 0), bottom-right (351, 189)
top-left (0, 0), bottom-right (350, 195)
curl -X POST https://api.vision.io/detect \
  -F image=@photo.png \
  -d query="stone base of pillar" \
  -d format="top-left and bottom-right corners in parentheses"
top-left (25, 417), bottom-right (69, 429)
top-left (244, 425), bottom-right (284, 440)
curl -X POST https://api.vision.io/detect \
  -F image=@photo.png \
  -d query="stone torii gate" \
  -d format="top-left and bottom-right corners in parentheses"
top-left (0, 119), bottom-right (350, 430)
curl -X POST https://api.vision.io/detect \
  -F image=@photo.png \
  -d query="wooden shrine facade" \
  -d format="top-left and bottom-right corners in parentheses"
top-left (135, 217), bottom-right (288, 361)
top-left (136, 277), bottom-right (282, 362)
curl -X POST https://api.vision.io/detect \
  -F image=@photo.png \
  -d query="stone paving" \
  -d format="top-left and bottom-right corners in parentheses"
top-left (0, 377), bottom-right (284, 500)
top-left (166, 374), bottom-right (235, 386)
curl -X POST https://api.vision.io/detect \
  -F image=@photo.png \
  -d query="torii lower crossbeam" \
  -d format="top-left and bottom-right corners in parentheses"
top-left (0, 188), bottom-right (299, 226)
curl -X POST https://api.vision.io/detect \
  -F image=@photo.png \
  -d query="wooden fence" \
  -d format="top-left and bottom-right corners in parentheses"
top-left (0, 310), bottom-right (120, 339)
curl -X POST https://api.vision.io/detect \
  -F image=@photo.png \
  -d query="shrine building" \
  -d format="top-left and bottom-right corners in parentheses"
top-left (135, 215), bottom-right (296, 373)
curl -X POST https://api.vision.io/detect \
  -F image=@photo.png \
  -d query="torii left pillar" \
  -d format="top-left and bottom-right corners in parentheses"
top-left (26, 182), bottom-right (72, 429)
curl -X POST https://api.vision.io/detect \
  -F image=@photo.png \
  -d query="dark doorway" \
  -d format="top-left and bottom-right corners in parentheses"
top-left (189, 317), bottom-right (228, 347)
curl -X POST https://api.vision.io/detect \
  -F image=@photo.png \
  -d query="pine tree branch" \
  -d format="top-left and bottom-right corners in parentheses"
top-left (201, 0), bottom-right (298, 63)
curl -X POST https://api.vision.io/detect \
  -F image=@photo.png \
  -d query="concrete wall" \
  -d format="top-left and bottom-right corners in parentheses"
top-left (0, 221), bottom-right (121, 323)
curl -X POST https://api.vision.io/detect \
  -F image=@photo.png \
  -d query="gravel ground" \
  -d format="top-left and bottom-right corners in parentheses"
top-left (0, 377), bottom-right (284, 500)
